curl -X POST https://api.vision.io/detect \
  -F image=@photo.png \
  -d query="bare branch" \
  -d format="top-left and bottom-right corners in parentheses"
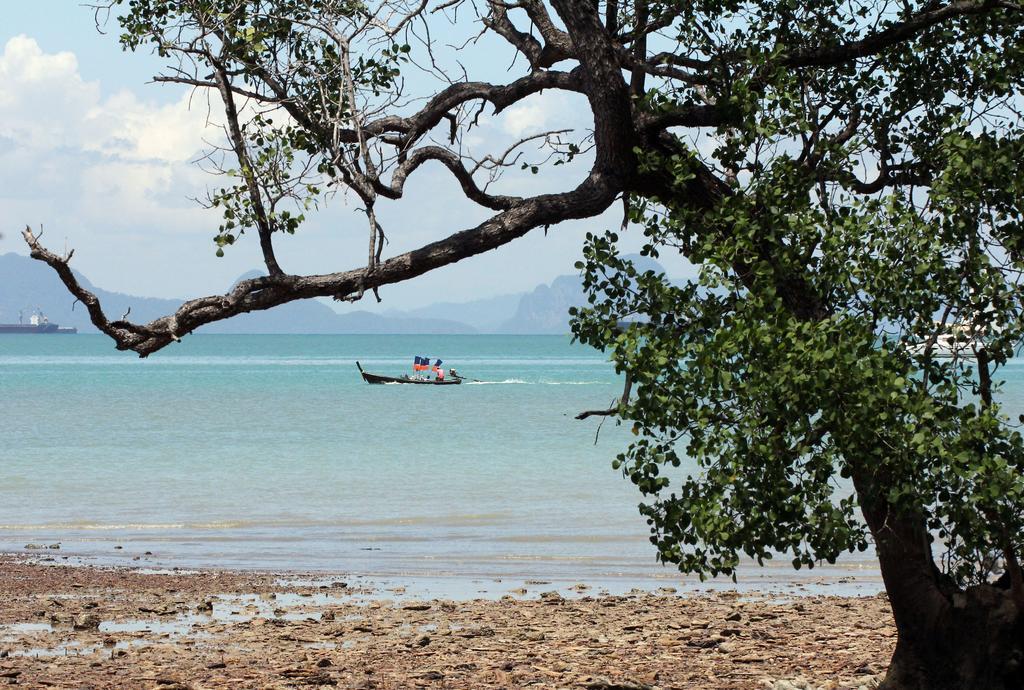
top-left (209, 54), bottom-right (284, 275)
top-left (575, 370), bottom-right (633, 420)
top-left (22, 226), bottom-right (156, 349)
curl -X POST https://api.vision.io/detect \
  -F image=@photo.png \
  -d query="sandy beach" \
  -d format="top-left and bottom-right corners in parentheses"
top-left (0, 555), bottom-right (894, 690)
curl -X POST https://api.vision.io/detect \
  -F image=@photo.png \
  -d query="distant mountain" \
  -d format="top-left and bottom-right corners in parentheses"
top-left (497, 254), bottom-right (667, 334)
top-left (0, 253), bottom-right (476, 334)
top-left (498, 274), bottom-right (586, 334)
top-left (328, 310), bottom-right (477, 334)
top-left (1, 252), bottom-right (673, 336)
top-left (0, 252), bottom-right (182, 332)
top-left (354, 255), bottom-right (671, 334)
top-left (384, 293), bottom-right (522, 333)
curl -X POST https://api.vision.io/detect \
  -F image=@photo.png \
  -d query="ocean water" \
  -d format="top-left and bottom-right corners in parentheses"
top-left (3, 334), bottom-right (1021, 593)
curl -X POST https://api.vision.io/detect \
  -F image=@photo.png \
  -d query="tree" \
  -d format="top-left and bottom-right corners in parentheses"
top-left (24, 0), bottom-right (1024, 686)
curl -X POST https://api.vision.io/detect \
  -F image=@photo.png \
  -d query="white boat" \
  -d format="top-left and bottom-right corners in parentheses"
top-left (907, 320), bottom-right (989, 359)
top-left (907, 333), bottom-right (979, 359)
top-left (0, 309), bottom-right (77, 334)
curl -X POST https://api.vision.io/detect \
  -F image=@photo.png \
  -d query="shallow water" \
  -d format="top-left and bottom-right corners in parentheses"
top-left (4, 333), bottom-right (1020, 590)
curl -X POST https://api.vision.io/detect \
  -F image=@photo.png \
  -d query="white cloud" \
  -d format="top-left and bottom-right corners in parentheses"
top-left (0, 35), bottom-right (234, 296)
top-left (0, 35), bottom-right (221, 238)
top-left (0, 33), bottom-right (223, 233)
top-left (501, 100), bottom-right (550, 137)
top-left (0, 35), bottom-right (97, 148)
top-left (498, 92), bottom-right (585, 138)
top-left (0, 34), bottom-right (211, 162)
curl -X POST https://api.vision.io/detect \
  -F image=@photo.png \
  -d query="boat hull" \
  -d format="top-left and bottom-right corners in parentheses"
top-left (356, 362), bottom-right (462, 385)
top-left (0, 324), bottom-right (77, 334)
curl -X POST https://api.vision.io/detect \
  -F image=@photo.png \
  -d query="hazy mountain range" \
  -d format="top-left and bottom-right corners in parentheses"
top-left (0, 252), bottom-right (668, 334)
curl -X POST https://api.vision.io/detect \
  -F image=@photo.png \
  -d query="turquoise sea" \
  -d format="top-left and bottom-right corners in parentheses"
top-left (4, 334), bottom-right (1022, 594)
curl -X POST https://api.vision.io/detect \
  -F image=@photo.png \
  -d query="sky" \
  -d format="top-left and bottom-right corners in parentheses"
top-left (0, 3), bottom-right (690, 311)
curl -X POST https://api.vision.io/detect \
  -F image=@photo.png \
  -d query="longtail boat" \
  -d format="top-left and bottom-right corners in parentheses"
top-left (356, 361), bottom-right (464, 385)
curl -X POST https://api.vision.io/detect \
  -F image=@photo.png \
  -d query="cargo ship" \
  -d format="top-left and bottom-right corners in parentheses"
top-left (0, 310), bottom-right (77, 334)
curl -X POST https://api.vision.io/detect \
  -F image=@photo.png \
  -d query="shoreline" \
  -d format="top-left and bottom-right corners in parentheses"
top-left (0, 555), bottom-right (894, 689)
top-left (3, 538), bottom-right (884, 601)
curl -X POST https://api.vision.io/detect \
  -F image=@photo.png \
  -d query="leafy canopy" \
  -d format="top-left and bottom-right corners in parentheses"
top-left (571, 0), bottom-right (1024, 585)
top-left (117, 0), bottom-right (411, 254)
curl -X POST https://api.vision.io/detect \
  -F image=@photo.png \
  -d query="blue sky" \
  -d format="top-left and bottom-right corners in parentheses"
top-left (0, 4), bottom-right (684, 310)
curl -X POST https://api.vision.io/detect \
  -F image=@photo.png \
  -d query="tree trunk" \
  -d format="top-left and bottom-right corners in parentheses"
top-left (853, 470), bottom-right (1024, 689)
top-left (880, 582), bottom-right (1024, 690)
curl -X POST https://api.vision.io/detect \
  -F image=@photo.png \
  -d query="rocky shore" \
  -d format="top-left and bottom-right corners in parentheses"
top-left (0, 556), bottom-right (893, 689)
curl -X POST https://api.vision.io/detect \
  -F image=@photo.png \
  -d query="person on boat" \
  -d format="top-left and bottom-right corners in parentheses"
top-left (434, 358), bottom-right (445, 381)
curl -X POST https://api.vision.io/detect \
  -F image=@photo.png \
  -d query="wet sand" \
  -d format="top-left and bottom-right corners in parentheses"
top-left (0, 555), bottom-right (894, 689)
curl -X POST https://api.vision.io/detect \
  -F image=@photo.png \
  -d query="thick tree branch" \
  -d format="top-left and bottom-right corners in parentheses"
top-left (636, 103), bottom-right (732, 130)
top-left (645, 51), bottom-right (713, 72)
top-left (363, 69), bottom-right (587, 146)
top-left (550, 0), bottom-right (635, 176)
top-left (782, 0), bottom-right (1018, 68)
top-left (823, 163), bottom-right (933, 194)
top-left (628, 0), bottom-right (648, 97)
top-left (520, 0), bottom-right (573, 47)
top-left (616, 12), bottom-right (675, 44)
top-left (374, 145), bottom-right (522, 210)
top-left (22, 226), bottom-right (158, 348)
top-left (24, 177), bottom-right (619, 357)
top-left (160, 66), bottom-right (584, 152)
top-left (483, 1), bottom-right (546, 67)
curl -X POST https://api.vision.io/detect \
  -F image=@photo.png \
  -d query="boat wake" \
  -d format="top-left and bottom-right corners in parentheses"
top-left (466, 379), bottom-right (528, 385)
top-left (466, 379), bottom-right (607, 385)
top-left (539, 381), bottom-right (604, 385)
